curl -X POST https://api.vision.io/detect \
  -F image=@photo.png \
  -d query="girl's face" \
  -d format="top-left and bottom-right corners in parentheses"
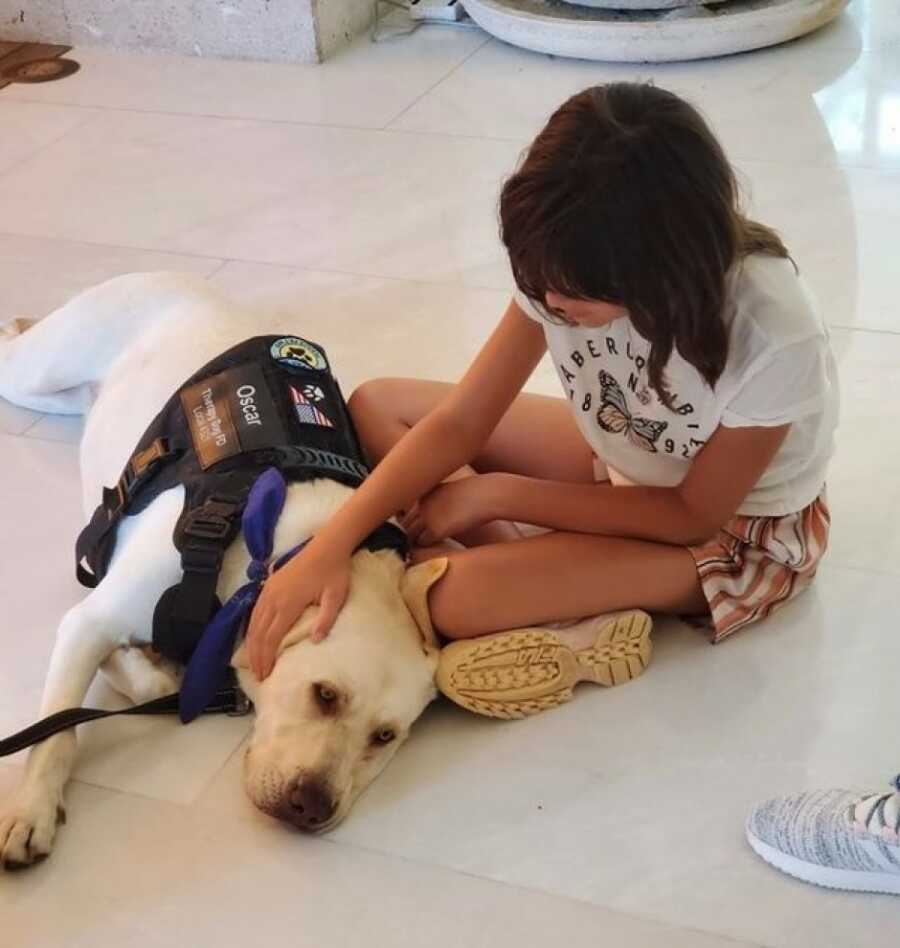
top-left (544, 291), bottom-right (629, 328)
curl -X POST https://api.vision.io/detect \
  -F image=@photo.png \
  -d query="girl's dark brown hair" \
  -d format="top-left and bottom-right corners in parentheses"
top-left (500, 82), bottom-right (791, 406)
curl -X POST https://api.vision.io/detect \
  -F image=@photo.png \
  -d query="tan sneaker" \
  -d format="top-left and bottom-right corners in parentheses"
top-left (436, 610), bottom-right (652, 720)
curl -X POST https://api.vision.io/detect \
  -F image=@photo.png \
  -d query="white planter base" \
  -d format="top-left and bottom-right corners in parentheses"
top-left (559, 0), bottom-right (727, 10)
top-left (459, 0), bottom-right (849, 63)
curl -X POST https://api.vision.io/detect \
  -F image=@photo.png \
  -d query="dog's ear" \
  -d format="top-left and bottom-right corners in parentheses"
top-left (276, 610), bottom-right (316, 655)
top-left (230, 610), bottom-right (316, 671)
top-left (400, 557), bottom-right (448, 652)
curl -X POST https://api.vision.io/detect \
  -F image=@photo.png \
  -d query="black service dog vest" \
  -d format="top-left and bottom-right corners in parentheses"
top-left (75, 334), bottom-right (405, 666)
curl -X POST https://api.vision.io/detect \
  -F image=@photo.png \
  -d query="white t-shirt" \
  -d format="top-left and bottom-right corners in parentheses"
top-left (515, 254), bottom-right (839, 517)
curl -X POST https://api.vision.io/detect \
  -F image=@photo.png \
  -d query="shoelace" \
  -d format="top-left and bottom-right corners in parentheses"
top-left (851, 774), bottom-right (900, 843)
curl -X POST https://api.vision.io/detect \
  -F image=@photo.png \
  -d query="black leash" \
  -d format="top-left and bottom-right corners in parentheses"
top-left (0, 684), bottom-right (251, 759)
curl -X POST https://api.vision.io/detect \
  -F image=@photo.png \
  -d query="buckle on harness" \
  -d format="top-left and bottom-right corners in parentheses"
top-left (182, 497), bottom-right (240, 542)
top-left (132, 439), bottom-right (170, 477)
top-left (112, 438), bottom-right (173, 514)
top-left (113, 479), bottom-right (129, 515)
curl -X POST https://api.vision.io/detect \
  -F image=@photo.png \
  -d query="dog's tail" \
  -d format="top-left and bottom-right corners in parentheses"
top-left (0, 272), bottom-right (211, 414)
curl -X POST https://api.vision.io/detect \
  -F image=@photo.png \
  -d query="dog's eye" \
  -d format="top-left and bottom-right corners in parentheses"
top-left (314, 683), bottom-right (338, 707)
top-left (373, 728), bottom-right (396, 745)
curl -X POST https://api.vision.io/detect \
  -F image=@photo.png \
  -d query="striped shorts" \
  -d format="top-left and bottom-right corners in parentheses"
top-left (687, 492), bottom-right (830, 643)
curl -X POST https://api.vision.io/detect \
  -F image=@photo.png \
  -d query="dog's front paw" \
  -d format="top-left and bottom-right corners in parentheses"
top-left (0, 786), bottom-right (65, 870)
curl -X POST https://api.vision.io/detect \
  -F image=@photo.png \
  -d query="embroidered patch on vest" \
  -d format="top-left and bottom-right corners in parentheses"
top-left (289, 384), bottom-right (334, 428)
top-left (270, 336), bottom-right (328, 372)
top-left (181, 362), bottom-right (288, 469)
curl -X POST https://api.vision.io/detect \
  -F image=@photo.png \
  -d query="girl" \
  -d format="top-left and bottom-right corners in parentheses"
top-left (246, 82), bottom-right (838, 719)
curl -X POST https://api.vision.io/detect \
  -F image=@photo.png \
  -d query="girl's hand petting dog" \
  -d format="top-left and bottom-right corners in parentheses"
top-left (247, 545), bottom-right (352, 679)
top-left (249, 474), bottom-right (502, 677)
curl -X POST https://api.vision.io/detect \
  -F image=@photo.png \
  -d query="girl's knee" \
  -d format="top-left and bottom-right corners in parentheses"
top-left (349, 377), bottom-right (447, 430)
top-left (347, 378), bottom-right (407, 429)
top-left (348, 378), bottom-right (386, 417)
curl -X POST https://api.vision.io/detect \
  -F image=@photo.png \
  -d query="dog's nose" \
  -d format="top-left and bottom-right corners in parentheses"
top-left (285, 777), bottom-right (335, 830)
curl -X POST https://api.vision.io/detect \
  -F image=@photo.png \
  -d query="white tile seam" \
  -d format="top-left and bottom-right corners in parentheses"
top-left (20, 430), bottom-right (82, 445)
top-left (202, 259), bottom-right (231, 281)
top-left (54, 771), bottom-right (770, 946)
top-left (0, 106), bottom-right (105, 183)
top-left (72, 762), bottom-right (775, 948)
top-left (17, 414), bottom-right (46, 437)
top-left (0, 230), bottom-right (897, 341)
top-left (4, 94), bottom-right (900, 174)
top-left (0, 229), bottom-right (228, 264)
top-left (5, 82), bottom-right (900, 179)
top-left (380, 30), bottom-right (492, 130)
top-left (311, 830), bottom-right (770, 948)
top-left (0, 94), bottom-right (501, 144)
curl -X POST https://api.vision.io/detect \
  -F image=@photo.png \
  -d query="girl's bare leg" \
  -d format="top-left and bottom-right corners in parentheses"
top-left (422, 530), bottom-right (707, 640)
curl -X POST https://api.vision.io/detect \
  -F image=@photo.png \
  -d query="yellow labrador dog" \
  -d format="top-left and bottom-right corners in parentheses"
top-left (0, 273), bottom-right (444, 869)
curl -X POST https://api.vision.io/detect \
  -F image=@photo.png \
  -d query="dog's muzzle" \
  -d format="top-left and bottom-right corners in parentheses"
top-left (278, 776), bottom-right (337, 832)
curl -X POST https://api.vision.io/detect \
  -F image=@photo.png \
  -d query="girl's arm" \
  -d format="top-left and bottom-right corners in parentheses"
top-left (311, 300), bottom-right (547, 556)
top-left (246, 300), bottom-right (547, 676)
top-left (480, 422), bottom-right (791, 546)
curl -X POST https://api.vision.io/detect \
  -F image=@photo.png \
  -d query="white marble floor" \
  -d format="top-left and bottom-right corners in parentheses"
top-left (1, 5), bottom-right (899, 945)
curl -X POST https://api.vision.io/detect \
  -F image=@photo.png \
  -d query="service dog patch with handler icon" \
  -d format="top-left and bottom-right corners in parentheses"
top-left (270, 336), bottom-right (329, 372)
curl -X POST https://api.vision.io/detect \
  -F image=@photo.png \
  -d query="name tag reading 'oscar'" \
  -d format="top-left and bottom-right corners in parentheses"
top-left (180, 362), bottom-right (287, 470)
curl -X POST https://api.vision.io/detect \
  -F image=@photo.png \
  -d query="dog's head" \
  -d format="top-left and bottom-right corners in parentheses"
top-left (232, 554), bottom-right (446, 833)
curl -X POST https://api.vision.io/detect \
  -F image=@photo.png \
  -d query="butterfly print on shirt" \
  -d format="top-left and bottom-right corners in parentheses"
top-left (596, 370), bottom-right (668, 453)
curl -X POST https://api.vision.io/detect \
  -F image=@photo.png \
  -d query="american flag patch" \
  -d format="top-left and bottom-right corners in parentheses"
top-left (290, 385), bottom-right (334, 428)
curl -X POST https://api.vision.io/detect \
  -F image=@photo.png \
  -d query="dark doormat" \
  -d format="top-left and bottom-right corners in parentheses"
top-left (0, 43), bottom-right (80, 92)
